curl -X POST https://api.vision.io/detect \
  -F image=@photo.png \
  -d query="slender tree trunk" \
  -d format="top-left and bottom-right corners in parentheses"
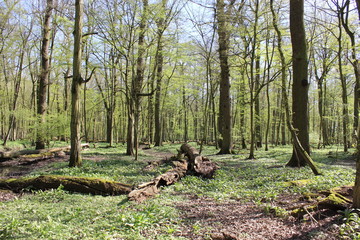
top-left (248, 0), bottom-right (259, 159)
top-left (128, 0), bottom-right (148, 158)
top-left (154, 42), bottom-right (163, 147)
top-left (352, 0), bottom-right (360, 209)
top-left (336, 10), bottom-right (348, 152)
top-left (69, 0), bottom-right (84, 167)
top-left (3, 33), bottom-right (29, 146)
top-left (254, 55), bottom-right (262, 148)
top-left (240, 73), bottom-right (247, 149)
top-left (216, 0), bottom-right (232, 154)
top-left (154, 1), bottom-right (165, 147)
top-left (183, 86), bottom-right (188, 143)
top-left (265, 81), bottom-right (270, 151)
top-left (337, 1), bottom-right (360, 144)
top-left (36, 0), bottom-right (53, 149)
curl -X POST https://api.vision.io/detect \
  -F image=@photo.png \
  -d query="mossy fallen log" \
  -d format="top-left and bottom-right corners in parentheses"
top-left (283, 179), bottom-right (313, 187)
top-left (0, 175), bottom-right (132, 196)
top-left (142, 156), bottom-right (175, 171)
top-left (128, 160), bottom-right (188, 202)
top-left (129, 143), bottom-right (219, 202)
top-left (0, 144), bottom-right (89, 160)
top-left (288, 185), bottom-right (353, 218)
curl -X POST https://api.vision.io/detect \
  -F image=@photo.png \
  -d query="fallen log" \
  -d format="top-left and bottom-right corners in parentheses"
top-left (287, 185), bottom-right (353, 219)
top-left (0, 175), bottom-right (132, 196)
top-left (128, 160), bottom-right (188, 202)
top-left (180, 143), bottom-right (219, 178)
top-left (142, 156), bottom-right (176, 171)
top-left (0, 143), bottom-right (89, 160)
top-left (128, 143), bottom-right (219, 202)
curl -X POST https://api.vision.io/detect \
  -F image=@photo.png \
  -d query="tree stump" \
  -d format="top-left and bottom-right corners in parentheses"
top-left (180, 143), bottom-right (219, 178)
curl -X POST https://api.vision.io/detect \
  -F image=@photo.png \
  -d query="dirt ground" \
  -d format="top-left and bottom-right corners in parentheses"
top-left (0, 147), bottom-right (354, 240)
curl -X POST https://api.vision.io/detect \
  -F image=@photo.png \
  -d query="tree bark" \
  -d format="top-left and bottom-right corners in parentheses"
top-left (338, 0), bottom-right (360, 145)
top-left (216, 0), bottom-right (232, 154)
top-left (128, 143), bottom-right (218, 202)
top-left (353, 0), bottom-right (360, 209)
top-left (154, 1), bottom-right (166, 147)
top-left (133, 0), bottom-right (148, 160)
top-left (271, 0), bottom-right (320, 175)
top-left (36, 0), bottom-right (53, 150)
top-left (336, 9), bottom-right (349, 153)
top-left (286, 0), bottom-right (310, 167)
top-left (69, 0), bottom-right (84, 167)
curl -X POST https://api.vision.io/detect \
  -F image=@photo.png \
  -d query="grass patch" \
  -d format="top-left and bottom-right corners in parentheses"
top-left (0, 143), bottom-right (356, 239)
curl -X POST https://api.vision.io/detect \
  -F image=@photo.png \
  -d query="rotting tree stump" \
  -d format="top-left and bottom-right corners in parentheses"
top-left (180, 143), bottom-right (219, 178)
top-left (128, 143), bottom-right (219, 202)
top-left (0, 175), bottom-right (132, 196)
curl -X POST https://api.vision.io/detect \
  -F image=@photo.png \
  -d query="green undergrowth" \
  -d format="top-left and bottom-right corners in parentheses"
top-left (0, 143), bottom-right (357, 239)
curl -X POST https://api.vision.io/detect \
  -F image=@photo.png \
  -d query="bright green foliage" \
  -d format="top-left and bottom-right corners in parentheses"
top-left (339, 209), bottom-right (360, 239)
top-left (0, 189), bottom-right (183, 240)
top-left (0, 144), bottom-right (356, 239)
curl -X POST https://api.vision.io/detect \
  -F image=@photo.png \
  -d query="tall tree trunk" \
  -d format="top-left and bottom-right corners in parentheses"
top-left (240, 72), bottom-right (246, 149)
top-left (36, 0), bottom-right (53, 150)
top-left (3, 30), bottom-right (30, 146)
top-left (286, 0), bottom-right (310, 167)
top-left (69, 0), bottom-right (84, 167)
top-left (336, 9), bottom-right (349, 152)
top-left (154, 1), bottom-right (166, 147)
top-left (255, 54), bottom-right (262, 148)
top-left (265, 75), bottom-right (270, 151)
top-left (337, 0), bottom-right (359, 145)
top-left (271, 0), bottom-right (320, 175)
top-left (183, 86), bottom-right (188, 143)
top-left (351, 0), bottom-right (360, 209)
top-left (248, 0), bottom-right (259, 159)
top-left (216, 0), bottom-right (232, 154)
top-left (133, 0), bottom-right (148, 160)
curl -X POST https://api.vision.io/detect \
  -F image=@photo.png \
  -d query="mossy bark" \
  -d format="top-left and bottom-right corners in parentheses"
top-left (128, 161), bottom-right (188, 202)
top-left (287, 185), bottom-right (353, 218)
top-left (180, 143), bottom-right (219, 178)
top-left (129, 144), bottom-right (219, 202)
top-left (0, 175), bottom-right (132, 196)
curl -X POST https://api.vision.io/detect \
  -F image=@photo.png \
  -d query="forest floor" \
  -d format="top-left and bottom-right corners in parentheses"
top-left (0, 143), bottom-right (357, 239)
top-left (144, 147), bottom-right (354, 240)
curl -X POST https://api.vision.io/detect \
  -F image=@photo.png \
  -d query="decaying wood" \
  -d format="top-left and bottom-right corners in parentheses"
top-left (0, 144), bottom-right (89, 160)
top-left (180, 143), bottom-right (219, 178)
top-left (128, 143), bottom-right (219, 202)
top-left (0, 144), bottom-right (217, 201)
top-left (0, 175), bottom-right (132, 196)
top-left (128, 159), bottom-right (188, 202)
top-left (288, 185), bottom-right (353, 218)
top-left (142, 156), bottom-right (175, 171)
